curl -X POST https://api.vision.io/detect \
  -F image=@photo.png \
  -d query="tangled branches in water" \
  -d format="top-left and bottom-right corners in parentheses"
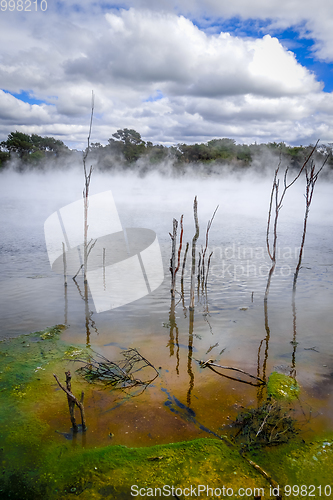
top-left (232, 400), bottom-right (298, 452)
top-left (75, 348), bottom-right (159, 390)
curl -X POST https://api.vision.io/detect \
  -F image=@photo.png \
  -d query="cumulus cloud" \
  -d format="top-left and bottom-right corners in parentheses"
top-left (0, 5), bottom-right (333, 147)
top-left (0, 90), bottom-right (56, 125)
top-left (53, 0), bottom-right (333, 61)
top-left (63, 10), bottom-right (320, 98)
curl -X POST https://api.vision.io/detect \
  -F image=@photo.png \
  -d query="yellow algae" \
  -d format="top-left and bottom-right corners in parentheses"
top-left (267, 371), bottom-right (300, 401)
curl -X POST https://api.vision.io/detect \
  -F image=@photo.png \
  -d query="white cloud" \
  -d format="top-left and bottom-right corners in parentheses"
top-left (105, 0), bottom-right (333, 63)
top-left (62, 10), bottom-right (319, 98)
top-left (0, 90), bottom-right (54, 124)
top-left (0, 6), bottom-right (333, 148)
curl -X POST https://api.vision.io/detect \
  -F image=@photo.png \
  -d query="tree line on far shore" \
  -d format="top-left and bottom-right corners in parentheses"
top-left (1, 129), bottom-right (332, 174)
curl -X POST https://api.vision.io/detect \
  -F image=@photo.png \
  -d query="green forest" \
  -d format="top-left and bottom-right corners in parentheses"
top-left (1, 129), bottom-right (332, 173)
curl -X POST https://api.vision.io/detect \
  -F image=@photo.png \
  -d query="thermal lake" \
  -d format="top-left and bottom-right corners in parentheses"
top-left (1, 168), bottom-right (333, 449)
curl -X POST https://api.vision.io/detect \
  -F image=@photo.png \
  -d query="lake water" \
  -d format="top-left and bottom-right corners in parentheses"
top-left (1, 168), bottom-right (333, 447)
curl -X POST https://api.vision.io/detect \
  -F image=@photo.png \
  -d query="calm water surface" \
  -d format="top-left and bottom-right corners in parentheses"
top-left (1, 169), bottom-right (332, 447)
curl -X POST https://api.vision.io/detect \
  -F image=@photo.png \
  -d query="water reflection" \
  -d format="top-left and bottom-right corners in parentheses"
top-left (187, 309), bottom-right (195, 407)
top-left (167, 297), bottom-right (180, 374)
top-left (73, 278), bottom-right (98, 346)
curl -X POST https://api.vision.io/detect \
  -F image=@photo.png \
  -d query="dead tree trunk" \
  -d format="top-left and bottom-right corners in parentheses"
top-left (189, 197), bottom-right (199, 310)
top-left (169, 218), bottom-right (178, 299)
top-left (293, 160), bottom-right (326, 292)
top-left (290, 158), bottom-right (326, 378)
top-left (201, 205), bottom-right (218, 287)
top-left (169, 216), bottom-right (184, 299)
top-left (53, 371), bottom-right (87, 432)
top-left (265, 141), bottom-right (319, 300)
top-left (181, 242), bottom-right (189, 284)
top-left (82, 92), bottom-right (95, 284)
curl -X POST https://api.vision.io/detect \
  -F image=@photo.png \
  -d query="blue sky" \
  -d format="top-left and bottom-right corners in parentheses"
top-left (1, 1), bottom-right (333, 147)
top-left (4, 91), bottom-right (47, 106)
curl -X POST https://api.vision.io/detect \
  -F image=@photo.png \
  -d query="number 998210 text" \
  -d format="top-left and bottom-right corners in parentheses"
top-left (1, 0), bottom-right (47, 11)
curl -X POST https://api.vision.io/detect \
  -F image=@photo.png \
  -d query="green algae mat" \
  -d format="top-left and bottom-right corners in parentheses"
top-left (0, 326), bottom-right (333, 499)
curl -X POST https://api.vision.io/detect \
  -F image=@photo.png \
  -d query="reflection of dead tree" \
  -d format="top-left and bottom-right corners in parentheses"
top-left (76, 348), bottom-right (159, 389)
top-left (167, 298), bottom-right (180, 374)
top-left (187, 309), bottom-right (195, 406)
top-left (73, 277), bottom-right (98, 346)
top-left (190, 197), bottom-right (199, 310)
top-left (202, 292), bottom-right (214, 335)
top-left (257, 299), bottom-right (271, 402)
top-left (167, 308), bottom-right (175, 358)
top-left (199, 359), bottom-right (265, 387)
top-left (53, 371), bottom-right (86, 433)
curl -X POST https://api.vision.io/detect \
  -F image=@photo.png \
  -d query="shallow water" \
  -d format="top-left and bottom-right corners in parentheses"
top-left (1, 168), bottom-right (333, 446)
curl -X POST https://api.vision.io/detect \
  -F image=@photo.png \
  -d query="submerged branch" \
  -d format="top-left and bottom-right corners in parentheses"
top-left (198, 359), bottom-right (265, 386)
top-left (199, 359), bottom-right (265, 385)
